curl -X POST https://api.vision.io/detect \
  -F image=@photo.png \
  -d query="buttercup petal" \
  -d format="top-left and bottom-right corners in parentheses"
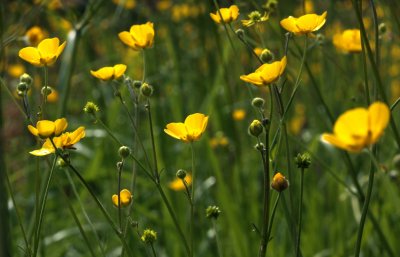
top-left (19, 47), bottom-right (41, 66)
top-left (114, 64), bottom-right (127, 79)
top-left (368, 102), bottom-right (390, 143)
top-left (38, 38), bottom-right (59, 57)
top-left (164, 123), bottom-right (188, 141)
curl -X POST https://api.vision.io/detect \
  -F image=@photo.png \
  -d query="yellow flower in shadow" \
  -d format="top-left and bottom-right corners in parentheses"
top-left (333, 29), bottom-right (362, 53)
top-left (118, 22), bottom-right (154, 50)
top-left (232, 109), bottom-right (246, 121)
top-left (19, 37), bottom-right (66, 66)
top-left (169, 174), bottom-right (192, 191)
top-left (25, 26), bottom-right (47, 46)
top-left (241, 11), bottom-right (269, 27)
top-left (28, 118), bottom-right (67, 139)
top-left (164, 113), bottom-right (209, 143)
top-left (240, 56), bottom-right (287, 86)
top-left (90, 64), bottom-right (127, 81)
top-left (322, 102), bottom-right (390, 152)
top-left (210, 5), bottom-right (239, 24)
top-left (280, 11), bottom-right (327, 35)
top-left (112, 189), bottom-right (133, 207)
top-left (29, 126), bottom-right (85, 156)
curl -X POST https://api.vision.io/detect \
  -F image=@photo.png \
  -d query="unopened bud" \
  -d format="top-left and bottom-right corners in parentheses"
top-left (249, 120), bottom-right (263, 137)
top-left (176, 169), bottom-right (187, 179)
top-left (379, 23), bottom-right (387, 35)
top-left (295, 153), bottom-right (311, 169)
top-left (41, 86), bottom-right (52, 96)
top-left (118, 146), bottom-right (131, 159)
top-left (17, 82), bottom-right (29, 92)
top-left (260, 49), bottom-right (274, 63)
top-left (206, 205), bottom-right (221, 219)
top-left (271, 172), bottom-right (289, 192)
top-left (20, 73), bottom-right (33, 86)
top-left (251, 97), bottom-right (265, 108)
top-left (236, 29), bottom-right (245, 37)
top-left (141, 229), bottom-right (157, 244)
top-left (140, 83), bottom-right (153, 97)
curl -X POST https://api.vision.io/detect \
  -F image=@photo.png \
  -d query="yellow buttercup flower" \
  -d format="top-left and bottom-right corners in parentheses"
top-left (322, 102), bottom-right (390, 152)
top-left (240, 56), bottom-right (287, 86)
top-left (210, 5), bottom-right (239, 24)
top-left (280, 11), bottom-right (327, 35)
top-left (169, 174), bottom-right (192, 191)
top-left (112, 189), bottom-right (132, 207)
top-left (19, 37), bottom-right (66, 66)
top-left (333, 29), bottom-right (362, 53)
top-left (27, 118), bottom-right (67, 139)
top-left (29, 126), bottom-right (85, 156)
top-left (118, 22), bottom-right (154, 50)
top-left (90, 64), bottom-right (127, 81)
top-left (164, 113), bottom-right (209, 143)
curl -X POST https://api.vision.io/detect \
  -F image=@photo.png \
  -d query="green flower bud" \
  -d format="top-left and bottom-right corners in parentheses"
top-left (56, 158), bottom-right (67, 168)
top-left (176, 169), bottom-right (187, 179)
top-left (392, 154), bottom-right (400, 170)
top-left (20, 73), bottom-right (33, 86)
top-left (17, 90), bottom-right (24, 97)
top-left (260, 49), bottom-right (274, 63)
top-left (140, 83), bottom-right (153, 97)
top-left (141, 229), bottom-right (157, 244)
top-left (249, 120), bottom-right (263, 137)
top-left (41, 86), bottom-right (52, 96)
top-left (295, 153), bottom-right (311, 169)
top-left (379, 23), bottom-right (387, 35)
top-left (17, 82), bottom-right (29, 92)
top-left (83, 101), bottom-right (100, 115)
top-left (133, 80), bottom-right (142, 89)
top-left (316, 33), bottom-right (325, 45)
top-left (251, 97), bottom-right (265, 108)
top-left (118, 146), bottom-right (131, 159)
top-left (206, 205), bottom-right (221, 219)
top-left (235, 29), bottom-right (245, 38)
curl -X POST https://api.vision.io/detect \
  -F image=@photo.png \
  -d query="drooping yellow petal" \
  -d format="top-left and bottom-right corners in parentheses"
top-left (91, 67), bottom-right (114, 80)
top-left (113, 64), bottom-right (127, 79)
top-left (240, 73), bottom-right (264, 86)
top-left (169, 174), bottom-right (192, 191)
top-left (56, 41), bottom-right (66, 57)
top-left (29, 147), bottom-right (55, 156)
top-left (164, 123), bottom-right (188, 142)
top-left (27, 125), bottom-right (39, 136)
top-left (118, 31), bottom-right (136, 49)
top-left (19, 47), bottom-right (42, 66)
top-left (280, 16), bottom-right (300, 34)
top-left (321, 133), bottom-right (355, 152)
top-left (368, 102), bottom-right (390, 143)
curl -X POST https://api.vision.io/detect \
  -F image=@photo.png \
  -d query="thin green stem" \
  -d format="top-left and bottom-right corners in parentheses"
top-left (0, 78), bottom-right (30, 122)
top-left (390, 97), bottom-right (400, 111)
top-left (146, 100), bottom-right (160, 182)
top-left (150, 243), bottom-right (157, 257)
top-left (212, 220), bottom-right (223, 257)
top-left (41, 66), bottom-right (48, 119)
top-left (258, 117), bottom-right (271, 257)
top-left (211, 0), bottom-right (236, 53)
top-left (117, 160), bottom-right (124, 232)
top-left (155, 183), bottom-right (191, 256)
top-left (56, 179), bottom-right (97, 257)
top-left (295, 169), bottom-right (305, 257)
top-left (142, 50), bottom-right (146, 83)
top-left (354, 149), bottom-right (378, 257)
top-left (32, 155), bottom-right (57, 257)
top-left (5, 171), bottom-right (31, 255)
top-left (95, 116), bottom-right (124, 146)
top-left (266, 192), bottom-right (281, 244)
top-left (190, 142), bottom-right (195, 257)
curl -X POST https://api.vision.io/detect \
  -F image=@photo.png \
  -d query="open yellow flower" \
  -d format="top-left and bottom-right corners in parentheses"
top-left (164, 113), bottom-right (209, 143)
top-left (241, 11), bottom-right (269, 27)
top-left (169, 174), bottom-right (192, 191)
top-left (118, 22), bottom-right (154, 50)
top-left (210, 5), bottom-right (239, 24)
top-left (280, 11), bottom-right (327, 35)
top-left (333, 29), bottom-right (362, 53)
top-left (19, 37), bottom-right (66, 66)
top-left (112, 189), bottom-right (132, 207)
top-left (90, 64), bottom-right (127, 81)
top-left (240, 56), bottom-right (287, 86)
top-left (322, 102), bottom-right (390, 152)
top-left (29, 126), bottom-right (85, 156)
top-left (28, 118), bottom-right (67, 139)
